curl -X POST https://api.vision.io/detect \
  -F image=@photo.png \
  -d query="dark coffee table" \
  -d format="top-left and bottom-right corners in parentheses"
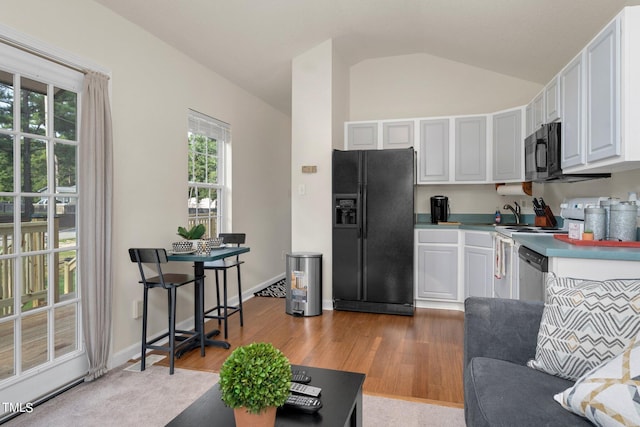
top-left (166, 365), bottom-right (366, 426)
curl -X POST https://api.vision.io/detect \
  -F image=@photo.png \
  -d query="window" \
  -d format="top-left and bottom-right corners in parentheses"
top-left (187, 110), bottom-right (229, 238)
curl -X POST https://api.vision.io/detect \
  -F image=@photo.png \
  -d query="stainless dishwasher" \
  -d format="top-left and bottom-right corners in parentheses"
top-left (518, 246), bottom-right (548, 302)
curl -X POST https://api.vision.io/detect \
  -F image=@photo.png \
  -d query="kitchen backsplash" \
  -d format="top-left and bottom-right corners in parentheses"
top-left (416, 168), bottom-right (640, 221)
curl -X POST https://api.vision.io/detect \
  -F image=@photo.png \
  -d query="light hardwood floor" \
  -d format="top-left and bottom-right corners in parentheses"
top-left (156, 296), bottom-right (465, 407)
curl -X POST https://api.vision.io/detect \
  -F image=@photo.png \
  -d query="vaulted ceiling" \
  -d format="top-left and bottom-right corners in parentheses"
top-left (95, 0), bottom-right (640, 115)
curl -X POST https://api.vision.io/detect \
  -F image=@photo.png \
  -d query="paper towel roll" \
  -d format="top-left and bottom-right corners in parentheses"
top-left (496, 183), bottom-right (529, 196)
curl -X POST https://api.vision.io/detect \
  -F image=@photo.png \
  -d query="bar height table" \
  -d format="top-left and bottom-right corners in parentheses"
top-left (167, 246), bottom-right (250, 351)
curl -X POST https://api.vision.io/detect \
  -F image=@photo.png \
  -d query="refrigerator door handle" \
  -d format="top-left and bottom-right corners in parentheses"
top-left (362, 183), bottom-right (368, 239)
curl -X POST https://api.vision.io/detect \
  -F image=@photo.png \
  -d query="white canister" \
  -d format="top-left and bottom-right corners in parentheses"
top-left (584, 207), bottom-right (606, 241)
top-left (609, 202), bottom-right (638, 241)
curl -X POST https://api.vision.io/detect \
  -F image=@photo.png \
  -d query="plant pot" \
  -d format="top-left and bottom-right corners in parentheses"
top-left (233, 406), bottom-right (276, 427)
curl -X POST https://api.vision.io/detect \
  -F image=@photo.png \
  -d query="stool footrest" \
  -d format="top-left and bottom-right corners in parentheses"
top-left (145, 330), bottom-right (199, 354)
top-left (204, 305), bottom-right (241, 320)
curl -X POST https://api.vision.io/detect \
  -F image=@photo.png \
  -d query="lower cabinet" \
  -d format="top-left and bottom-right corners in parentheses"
top-left (414, 229), bottom-right (500, 309)
top-left (549, 257), bottom-right (640, 280)
top-left (463, 231), bottom-right (494, 298)
top-left (415, 229), bottom-right (459, 301)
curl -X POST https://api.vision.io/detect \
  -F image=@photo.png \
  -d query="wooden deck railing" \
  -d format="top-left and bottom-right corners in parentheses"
top-left (188, 216), bottom-right (217, 238)
top-left (0, 219), bottom-right (76, 317)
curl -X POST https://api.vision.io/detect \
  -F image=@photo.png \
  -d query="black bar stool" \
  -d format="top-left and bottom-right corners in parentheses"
top-left (202, 233), bottom-right (245, 338)
top-left (128, 248), bottom-right (205, 374)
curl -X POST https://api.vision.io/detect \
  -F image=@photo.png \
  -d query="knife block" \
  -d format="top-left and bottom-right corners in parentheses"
top-left (535, 206), bottom-right (558, 227)
top-left (535, 216), bottom-right (554, 227)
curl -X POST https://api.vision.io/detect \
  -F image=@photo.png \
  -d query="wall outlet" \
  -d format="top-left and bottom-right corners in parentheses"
top-left (132, 300), bottom-right (143, 319)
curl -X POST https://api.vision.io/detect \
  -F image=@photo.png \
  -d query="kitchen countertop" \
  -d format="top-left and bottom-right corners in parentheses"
top-left (509, 234), bottom-right (640, 261)
top-left (415, 221), bottom-right (640, 262)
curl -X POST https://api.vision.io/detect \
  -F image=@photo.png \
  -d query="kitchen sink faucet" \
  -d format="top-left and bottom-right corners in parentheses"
top-left (503, 202), bottom-right (522, 224)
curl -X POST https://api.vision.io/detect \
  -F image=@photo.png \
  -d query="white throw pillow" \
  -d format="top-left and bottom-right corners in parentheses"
top-left (527, 277), bottom-right (640, 381)
top-left (554, 334), bottom-right (640, 427)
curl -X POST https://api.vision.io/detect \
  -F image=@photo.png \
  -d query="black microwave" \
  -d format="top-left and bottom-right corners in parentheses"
top-left (524, 122), bottom-right (560, 181)
top-left (525, 122), bottom-right (610, 183)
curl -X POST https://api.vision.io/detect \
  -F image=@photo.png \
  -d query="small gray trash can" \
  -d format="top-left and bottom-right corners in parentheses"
top-left (285, 252), bottom-right (322, 317)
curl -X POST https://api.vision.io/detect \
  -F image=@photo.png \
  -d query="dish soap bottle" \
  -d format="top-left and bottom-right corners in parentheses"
top-left (494, 209), bottom-right (501, 224)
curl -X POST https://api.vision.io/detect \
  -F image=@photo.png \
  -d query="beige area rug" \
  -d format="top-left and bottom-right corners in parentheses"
top-left (364, 393), bottom-right (465, 427)
top-left (5, 361), bottom-right (465, 426)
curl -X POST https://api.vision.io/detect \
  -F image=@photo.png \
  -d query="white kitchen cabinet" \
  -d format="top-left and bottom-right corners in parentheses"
top-left (586, 18), bottom-right (620, 163)
top-left (549, 257), bottom-right (640, 281)
top-left (545, 75), bottom-right (562, 123)
top-left (560, 52), bottom-right (585, 168)
top-left (492, 108), bottom-right (524, 182)
top-left (525, 103), bottom-right (533, 137)
top-left (417, 118), bottom-right (449, 183)
top-left (382, 120), bottom-right (414, 149)
top-left (415, 230), bottom-right (459, 301)
top-left (561, 8), bottom-right (640, 173)
top-left (532, 91), bottom-right (545, 131)
top-left (346, 122), bottom-right (378, 150)
top-left (454, 116), bottom-right (487, 182)
top-left (463, 231), bottom-right (494, 298)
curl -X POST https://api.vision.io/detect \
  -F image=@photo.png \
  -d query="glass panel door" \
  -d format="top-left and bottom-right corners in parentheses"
top-left (0, 44), bottom-right (86, 418)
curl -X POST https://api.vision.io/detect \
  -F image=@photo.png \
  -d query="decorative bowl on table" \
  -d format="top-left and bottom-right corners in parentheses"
top-left (172, 241), bottom-right (194, 253)
top-left (197, 237), bottom-right (223, 254)
top-left (209, 237), bottom-right (224, 247)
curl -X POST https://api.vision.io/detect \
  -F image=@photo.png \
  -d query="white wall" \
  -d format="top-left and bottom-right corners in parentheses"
top-left (350, 53), bottom-right (542, 120)
top-left (292, 40), bottom-right (350, 303)
top-left (1, 0), bottom-right (291, 365)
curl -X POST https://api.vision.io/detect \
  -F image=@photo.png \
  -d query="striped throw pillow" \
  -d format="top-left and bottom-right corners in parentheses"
top-left (527, 278), bottom-right (640, 381)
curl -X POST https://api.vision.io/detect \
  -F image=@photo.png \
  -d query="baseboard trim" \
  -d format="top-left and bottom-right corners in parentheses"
top-left (109, 272), bottom-right (287, 369)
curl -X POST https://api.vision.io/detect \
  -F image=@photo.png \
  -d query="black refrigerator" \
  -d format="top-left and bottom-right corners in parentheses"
top-left (332, 148), bottom-right (415, 316)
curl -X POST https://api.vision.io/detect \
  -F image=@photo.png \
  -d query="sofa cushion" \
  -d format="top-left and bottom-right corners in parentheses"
top-left (465, 357), bottom-right (591, 427)
top-left (554, 334), bottom-right (640, 427)
top-left (527, 278), bottom-right (640, 381)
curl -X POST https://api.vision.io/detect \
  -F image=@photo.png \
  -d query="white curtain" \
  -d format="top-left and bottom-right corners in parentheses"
top-left (79, 71), bottom-right (113, 381)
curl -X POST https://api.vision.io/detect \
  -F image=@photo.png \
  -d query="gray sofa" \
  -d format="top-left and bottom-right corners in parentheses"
top-left (463, 297), bottom-right (591, 426)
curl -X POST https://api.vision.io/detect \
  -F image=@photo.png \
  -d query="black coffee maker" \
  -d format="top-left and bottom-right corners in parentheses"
top-left (430, 195), bottom-right (449, 223)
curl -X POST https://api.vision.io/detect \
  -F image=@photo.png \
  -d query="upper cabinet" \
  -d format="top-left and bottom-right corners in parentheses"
top-left (382, 120), bottom-right (414, 149)
top-left (455, 116), bottom-right (487, 182)
top-left (418, 118), bottom-right (450, 182)
top-left (346, 120), bottom-right (415, 150)
top-left (561, 7), bottom-right (640, 173)
top-left (560, 53), bottom-right (585, 168)
top-left (493, 108), bottom-right (524, 182)
top-left (346, 122), bottom-right (378, 150)
top-left (347, 110), bottom-right (522, 185)
top-left (545, 75), bottom-right (562, 123)
top-left (585, 18), bottom-right (620, 163)
top-left (532, 91), bottom-right (545, 131)
top-left (525, 103), bottom-right (533, 137)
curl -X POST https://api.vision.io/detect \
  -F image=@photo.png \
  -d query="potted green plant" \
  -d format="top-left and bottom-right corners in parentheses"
top-left (177, 224), bottom-right (206, 240)
top-left (219, 342), bottom-right (292, 427)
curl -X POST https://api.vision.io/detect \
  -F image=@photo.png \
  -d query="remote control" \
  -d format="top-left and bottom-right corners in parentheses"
top-left (283, 394), bottom-right (322, 414)
top-left (291, 370), bottom-right (311, 384)
top-left (290, 381), bottom-right (322, 397)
